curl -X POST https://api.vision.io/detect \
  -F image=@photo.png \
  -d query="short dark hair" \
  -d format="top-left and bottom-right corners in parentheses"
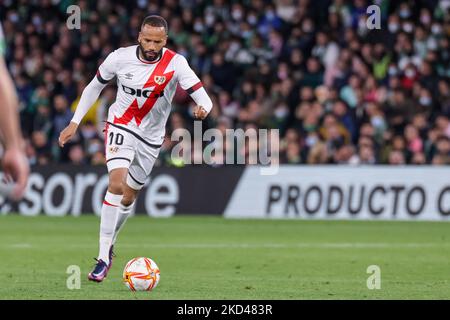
top-left (141, 15), bottom-right (168, 34)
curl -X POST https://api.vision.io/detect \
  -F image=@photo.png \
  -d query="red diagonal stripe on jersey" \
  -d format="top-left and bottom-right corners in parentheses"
top-left (114, 49), bottom-right (176, 126)
top-left (143, 50), bottom-right (176, 90)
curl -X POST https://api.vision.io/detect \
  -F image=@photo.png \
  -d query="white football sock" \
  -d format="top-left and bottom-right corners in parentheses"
top-left (98, 191), bottom-right (122, 264)
top-left (112, 201), bottom-right (135, 245)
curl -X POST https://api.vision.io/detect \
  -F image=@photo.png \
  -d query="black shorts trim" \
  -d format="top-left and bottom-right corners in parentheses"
top-left (106, 157), bottom-right (131, 164)
top-left (106, 122), bottom-right (163, 149)
top-left (128, 172), bottom-right (145, 186)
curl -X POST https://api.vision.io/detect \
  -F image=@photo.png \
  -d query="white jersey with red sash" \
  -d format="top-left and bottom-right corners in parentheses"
top-left (97, 45), bottom-right (203, 145)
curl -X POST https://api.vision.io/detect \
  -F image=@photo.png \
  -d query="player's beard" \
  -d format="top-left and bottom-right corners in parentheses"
top-left (138, 43), bottom-right (161, 62)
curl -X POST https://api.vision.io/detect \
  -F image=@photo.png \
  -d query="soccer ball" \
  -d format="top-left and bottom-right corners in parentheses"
top-left (123, 257), bottom-right (160, 291)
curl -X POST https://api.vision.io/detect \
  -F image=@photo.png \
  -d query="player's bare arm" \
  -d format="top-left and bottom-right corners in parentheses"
top-left (0, 56), bottom-right (29, 200)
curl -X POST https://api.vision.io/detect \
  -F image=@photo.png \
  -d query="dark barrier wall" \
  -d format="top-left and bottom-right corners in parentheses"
top-left (1, 165), bottom-right (244, 217)
top-left (1, 165), bottom-right (449, 220)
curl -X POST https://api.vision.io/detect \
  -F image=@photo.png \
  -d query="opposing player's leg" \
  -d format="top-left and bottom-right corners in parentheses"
top-left (89, 124), bottom-right (135, 282)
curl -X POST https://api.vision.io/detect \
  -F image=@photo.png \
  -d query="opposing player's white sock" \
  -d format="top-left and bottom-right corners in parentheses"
top-left (112, 201), bottom-right (135, 245)
top-left (98, 192), bottom-right (122, 264)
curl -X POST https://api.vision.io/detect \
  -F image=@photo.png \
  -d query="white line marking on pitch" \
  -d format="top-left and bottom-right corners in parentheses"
top-left (5, 243), bottom-right (32, 248)
top-left (3, 242), bottom-right (449, 249)
top-left (71, 242), bottom-right (449, 249)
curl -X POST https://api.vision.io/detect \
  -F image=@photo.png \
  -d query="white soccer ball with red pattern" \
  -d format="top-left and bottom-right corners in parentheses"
top-left (123, 257), bottom-right (160, 291)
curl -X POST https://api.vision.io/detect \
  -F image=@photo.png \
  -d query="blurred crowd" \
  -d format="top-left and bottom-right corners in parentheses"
top-left (1, 0), bottom-right (450, 166)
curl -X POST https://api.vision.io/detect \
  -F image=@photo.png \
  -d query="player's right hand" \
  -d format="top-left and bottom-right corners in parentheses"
top-left (58, 122), bottom-right (78, 147)
top-left (2, 146), bottom-right (29, 200)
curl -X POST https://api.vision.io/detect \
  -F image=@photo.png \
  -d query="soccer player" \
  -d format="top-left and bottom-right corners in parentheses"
top-left (0, 23), bottom-right (29, 200)
top-left (58, 15), bottom-right (213, 282)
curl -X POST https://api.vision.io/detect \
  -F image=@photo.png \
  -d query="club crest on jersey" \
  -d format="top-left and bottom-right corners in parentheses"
top-left (154, 76), bottom-right (166, 85)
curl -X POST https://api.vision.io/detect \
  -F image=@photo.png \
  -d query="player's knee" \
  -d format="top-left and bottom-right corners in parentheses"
top-left (121, 197), bottom-right (135, 207)
top-left (121, 194), bottom-right (136, 207)
top-left (108, 180), bottom-right (124, 195)
top-left (121, 185), bottom-right (138, 207)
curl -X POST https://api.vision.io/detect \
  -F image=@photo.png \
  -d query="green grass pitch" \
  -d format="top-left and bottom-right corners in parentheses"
top-left (0, 215), bottom-right (449, 299)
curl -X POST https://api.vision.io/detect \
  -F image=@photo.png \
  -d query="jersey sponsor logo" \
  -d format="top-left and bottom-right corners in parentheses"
top-left (114, 49), bottom-right (176, 126)
top-left (122, 85), bottom-right (158, 98)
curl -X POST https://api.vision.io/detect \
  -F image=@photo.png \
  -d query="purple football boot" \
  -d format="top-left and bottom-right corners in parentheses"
top-left (88, 259), bottom-right (109, 282)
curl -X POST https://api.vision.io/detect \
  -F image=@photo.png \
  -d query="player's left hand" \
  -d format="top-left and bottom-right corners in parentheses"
top-left (193, 105), bottom-right (208, 120)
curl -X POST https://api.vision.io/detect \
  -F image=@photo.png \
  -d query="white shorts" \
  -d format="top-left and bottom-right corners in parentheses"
top-left (104, 122), bottom-right (161, 190)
